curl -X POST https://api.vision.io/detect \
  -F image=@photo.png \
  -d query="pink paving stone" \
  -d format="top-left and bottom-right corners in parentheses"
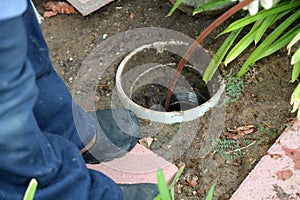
top-left (67, 0), bottom-right (115, 16)
top-left (231, 119), bottom-right (300, 200)
top-left (87, 144), bottom-right (178, 184)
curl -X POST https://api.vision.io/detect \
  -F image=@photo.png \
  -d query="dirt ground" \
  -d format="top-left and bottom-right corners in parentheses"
top-left (34, 0), bottom-right (297, 199)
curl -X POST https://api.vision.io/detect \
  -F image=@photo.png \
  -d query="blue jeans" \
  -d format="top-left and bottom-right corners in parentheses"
top-left (0, 1), bottom-right (123, 199)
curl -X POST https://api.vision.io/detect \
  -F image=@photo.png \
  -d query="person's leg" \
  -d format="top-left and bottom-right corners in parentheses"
top-left (0, 9), bottom-right (123, 199)
top-left (23, 1), bottom-right (95, 150)
top-left (24, 0), bottom-right (140, 164)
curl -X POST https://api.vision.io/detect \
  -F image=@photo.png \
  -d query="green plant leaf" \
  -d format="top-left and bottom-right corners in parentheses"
top-left (254, 15), bottom-right (276, 44)
top-left (154, 194), bottom-right (161, 200)
top-left (257, 24), bottom-right (300, 60)
top-left (292, 61), bottom-right (300, 83)
top-left (23, 178), bottom-right (38, 200)
top-left (224, 7), bottom-right (296, 66)
top-left (205, 184), bottom-right (216, 200)
top-left (291, 82), bottom-right (300, 118)
top-left (254, 9), bottom-right (292, 44)
top-left (224, 22), bottom-right (260, 65)
top-left (237, 8), bottom-right (300, 77)
top-left (193, 0), bottom-right (232, 15)
top-left (157, 169), bottom-right (171, 200)
top-left (291, 82), bottom-right (300, 119)
top-left (292, 47), bottom-right (300, 65)
top-left (166, 0), bottom-right (183, 17)
top-left (203, 28), bottom-right (242, 83)
top-left (288, 32), bottom-right (300, 54)
top-left (170, 164), bottom-right (185, 199)
top-left (221, 0), bottom-right (300, 34)
top-left (291, 81), bottom-right (300, 102)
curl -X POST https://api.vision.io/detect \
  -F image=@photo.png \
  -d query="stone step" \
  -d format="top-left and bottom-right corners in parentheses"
top-left (67, 0), bottom-right (115, 16)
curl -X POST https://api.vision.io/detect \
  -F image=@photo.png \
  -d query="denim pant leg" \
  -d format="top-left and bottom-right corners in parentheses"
top-left (23, 0), bottom-right (95, 149)
top-left (0, 7), bottom-right (123, 200)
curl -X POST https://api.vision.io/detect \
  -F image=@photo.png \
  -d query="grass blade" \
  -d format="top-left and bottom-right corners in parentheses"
top-left (221, 0), bottom-right (300, 34)
top-left (166, 0), bottom-right (183, 17)
top-left (23, 179), bottom-right (38, 200)
top-left (157, 169), bottom-right (171, 200)
top-left (205, 184), bottom-right (216, 200)
top-left (170, 164), bottom-right (185, 199)
top-left (237, 8), bottom-right (300, 77)
top-left (203, 28), bottom-right (242, 83)
top-left (193, 0), bottom-right (232, 15)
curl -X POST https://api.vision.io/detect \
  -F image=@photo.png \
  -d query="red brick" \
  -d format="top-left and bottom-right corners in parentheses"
top-left (231, 120), bottom-right (300, 199)
top-left (87, 144), bottom-right (178, 184)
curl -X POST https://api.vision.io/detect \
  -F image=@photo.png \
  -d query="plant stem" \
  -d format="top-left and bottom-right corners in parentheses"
top-left (164, 0), bottom-right (254, 111)
top-left (225, 141), bottom-right (256, 154)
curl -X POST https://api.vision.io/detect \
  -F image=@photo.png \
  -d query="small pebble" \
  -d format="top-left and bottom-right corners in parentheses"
top-left (189, 180), bottom-right (198, 187)
top-left (103, 33), bottom-right (108, 40)
top-left (94, 95), bottom-right (100, 102)
top-left (130, 12), bottom-right (135, 20)
top-left (177, 183), bottom-right (182, 194)
top-left (186, 174), bottom-right (198, 187)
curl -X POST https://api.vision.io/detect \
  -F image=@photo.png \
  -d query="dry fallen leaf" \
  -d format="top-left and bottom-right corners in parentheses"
top-left (224, 124), bottom-right (256, 140)
top-left (242, 128), bottom-right (255, 135)
top-left (236, 124), bottom-right (256, 131)
top-left (139, 137), bottom-right (154, 148)
top-left (43, 11), bottom-right (58, 18)
top-left (43, 1), bottom-right (76, 18)
top-left (224, 132), bottom-right (239, 140)
top-left (201, 131), bottom-right (207, 139)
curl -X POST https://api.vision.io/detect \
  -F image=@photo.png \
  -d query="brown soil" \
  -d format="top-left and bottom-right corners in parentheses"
top-left (34, 0), bottom-right (296, 199)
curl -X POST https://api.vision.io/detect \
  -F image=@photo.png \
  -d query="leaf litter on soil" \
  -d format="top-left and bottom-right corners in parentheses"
top-left (43, 1), bottom-right (76, 18)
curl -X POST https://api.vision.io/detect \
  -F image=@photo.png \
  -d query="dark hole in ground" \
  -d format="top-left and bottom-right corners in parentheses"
top-left (124, 47), bottom-right (211, 112)
top-left (131, 66), bottom-right (210, 112)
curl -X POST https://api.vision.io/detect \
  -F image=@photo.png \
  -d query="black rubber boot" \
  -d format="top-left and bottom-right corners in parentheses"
top-left (119, 183), bottom-right (159, 200)
top-left (82, 109), bottom-right (140, 164)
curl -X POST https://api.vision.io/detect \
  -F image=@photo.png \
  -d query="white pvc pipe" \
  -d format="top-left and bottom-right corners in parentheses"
top-left (115, 41), bottom-right (225, 124)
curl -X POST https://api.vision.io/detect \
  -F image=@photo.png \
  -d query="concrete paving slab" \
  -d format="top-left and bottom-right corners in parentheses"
top-left (231, 119), bottom-right (300, 199)
top-left (87, 144), bottom-right (178, 184)
top-left (67, 0), bottom-right (115, 16)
